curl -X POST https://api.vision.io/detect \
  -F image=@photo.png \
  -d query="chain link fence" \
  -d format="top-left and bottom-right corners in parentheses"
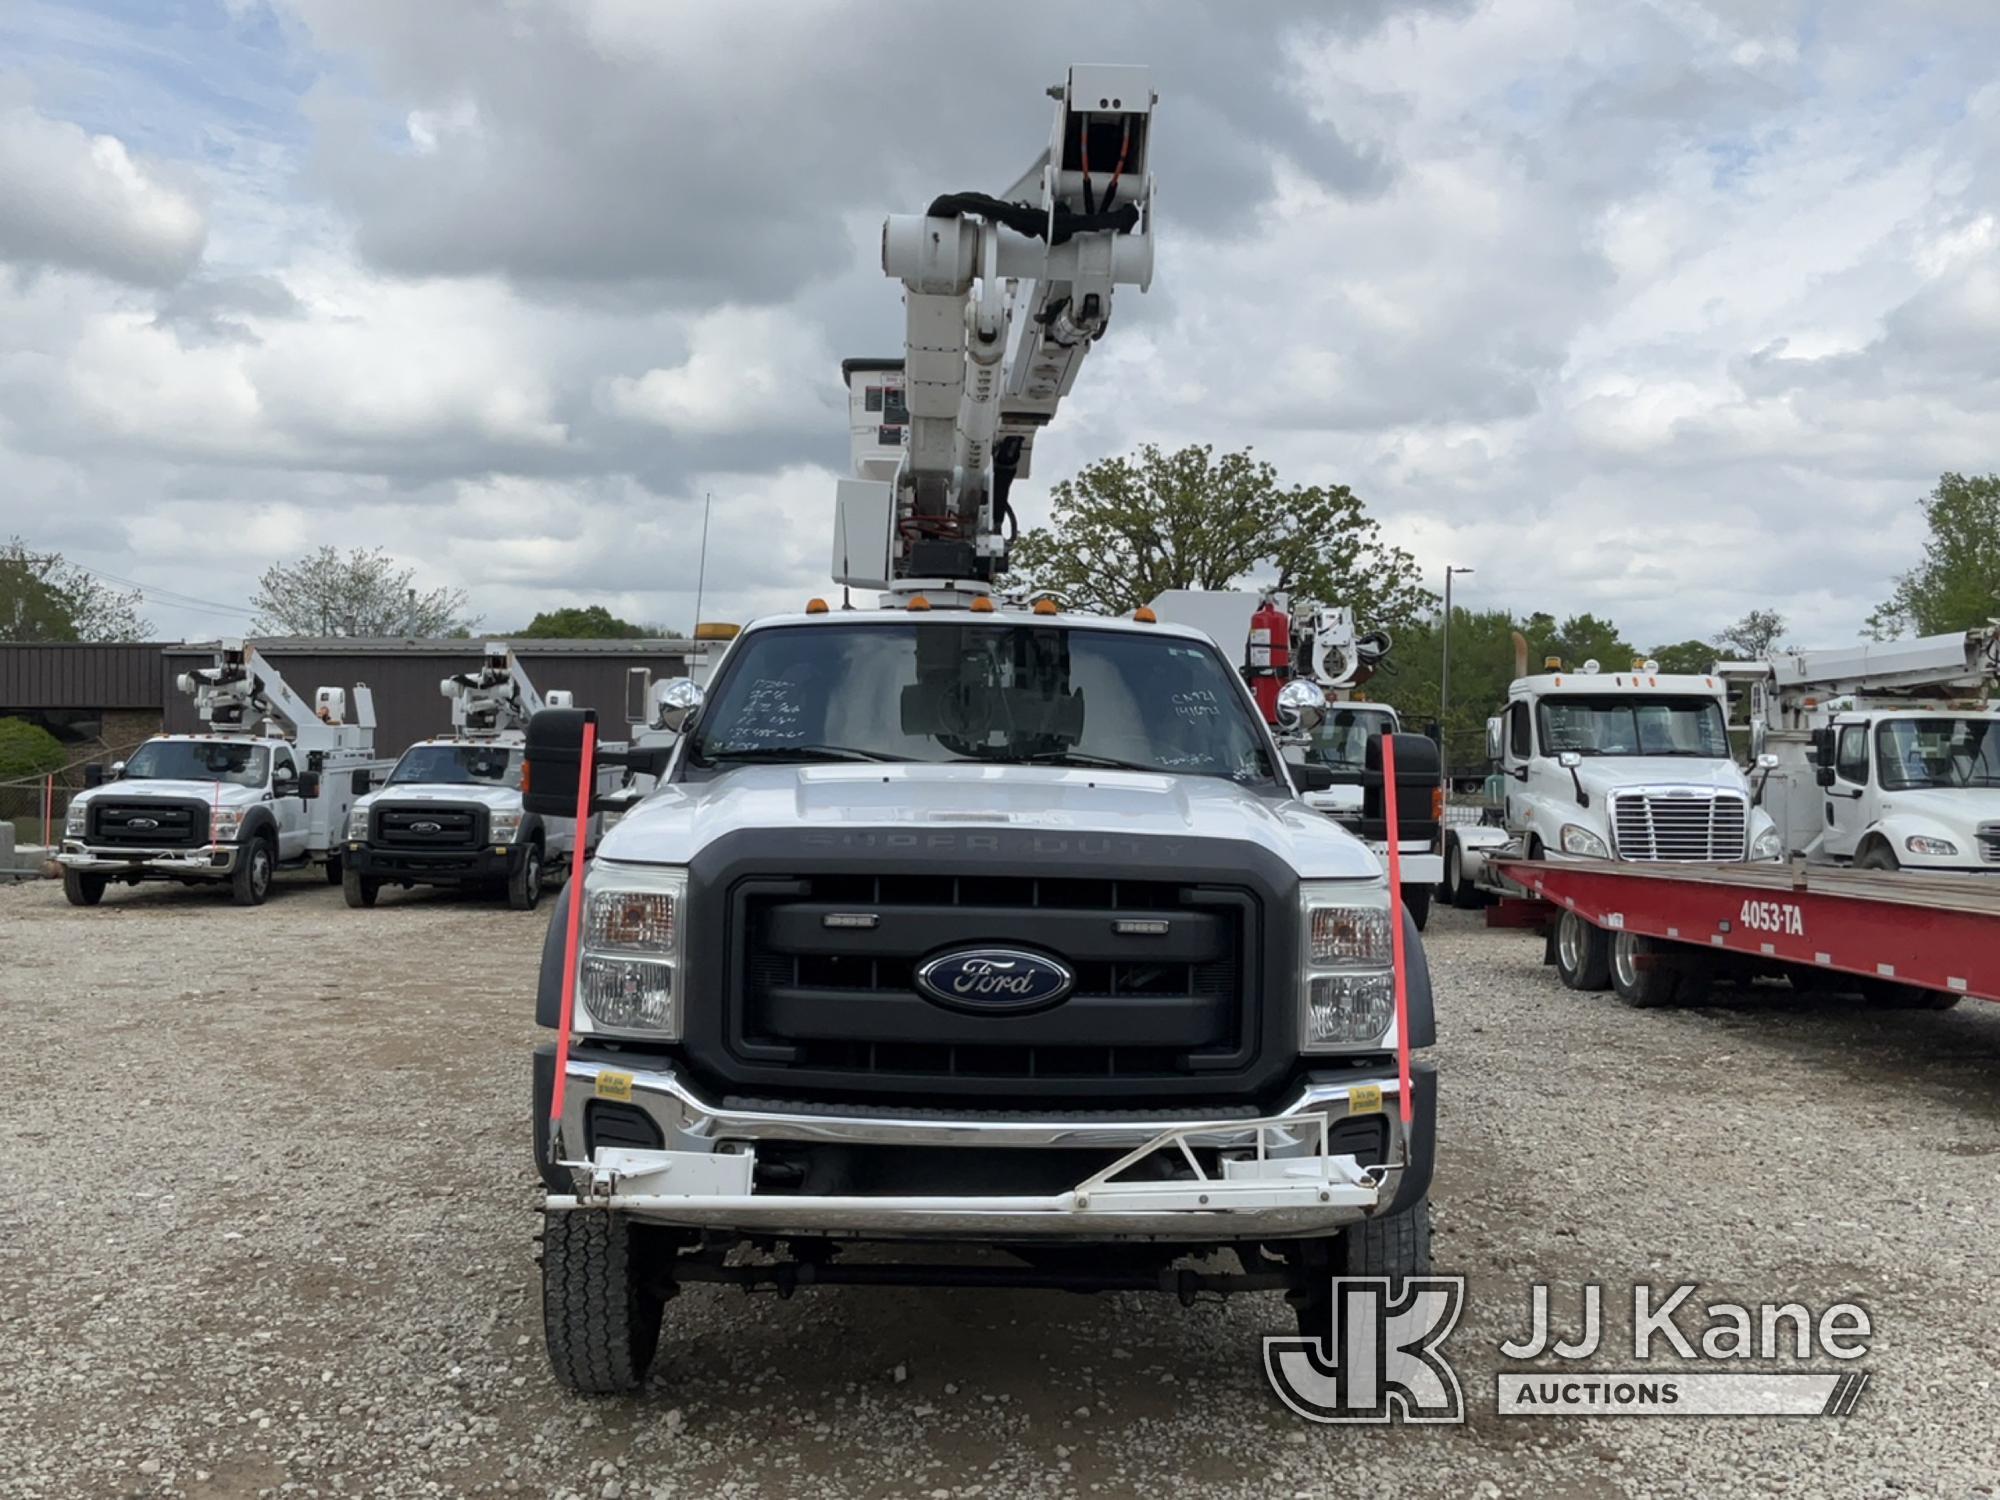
top-left (2, 737), bottom-right (153, 868)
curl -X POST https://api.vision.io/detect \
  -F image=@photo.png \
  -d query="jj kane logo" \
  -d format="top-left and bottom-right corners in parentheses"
top-left (1264, 1277), bottom-right (1467, 1424)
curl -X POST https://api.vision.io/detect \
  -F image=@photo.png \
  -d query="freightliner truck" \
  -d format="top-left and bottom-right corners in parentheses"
top-left (520, 67), bottom-right (1441, 1394)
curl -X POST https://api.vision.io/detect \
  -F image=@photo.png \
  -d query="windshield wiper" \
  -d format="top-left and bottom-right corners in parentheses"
top-left (697, 744), bottom-right (912, 765)
top-left (1005, 749), bottom-right (1167, 774)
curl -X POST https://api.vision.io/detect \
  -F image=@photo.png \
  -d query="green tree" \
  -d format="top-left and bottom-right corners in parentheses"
top-left (250, 547), bottom-right (479, 638)
top-left (1372, 607), bottom-right (1526, 774)
top-left (0, 539), bottom-right (152, 642)
top-left (1519, 612), bottom-right (1637, 673)
top-left (1714, 608), bottom-right (1787, 659)
top-left (1650, 639), bottom-right (1716, 674)
top-left (1004, 444), bottom-right (1435, 632)
top-left (515, 606), bottom-right (662, 639)
top-left (1867, 472), bottom-right (2000, 638)
top-left (0, 717), bottom-right (67, 781)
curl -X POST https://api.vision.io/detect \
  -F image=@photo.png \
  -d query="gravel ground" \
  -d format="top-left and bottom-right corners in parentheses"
top-left (4, 872), bottom-right (1999, 1499)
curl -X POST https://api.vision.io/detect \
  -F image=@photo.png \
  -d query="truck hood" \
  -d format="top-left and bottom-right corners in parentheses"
top-left (602, 764), bottom-right (1381, 879)
top-left (354, 783), bottom-right (523, 816)
top-left (70, 780), bottom-right (266, 811)
top-left (1877, 787), bottom-right (2000, 827)
top-left (1571, 759), bottom-right (1750, 799)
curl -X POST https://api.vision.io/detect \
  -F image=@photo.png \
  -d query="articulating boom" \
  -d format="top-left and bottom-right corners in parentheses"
top-left (176, 640), bottom-right (375, 752)
top-left (440, 644), bottom-right (548, 738)
top-left (834, 64), bottom-right (1157, 597)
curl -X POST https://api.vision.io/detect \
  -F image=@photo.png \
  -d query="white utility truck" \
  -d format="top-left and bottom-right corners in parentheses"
top-left (1728, 627), bottom-right (2000, 874)
top-left (57, 641), bottom-right (386, 906)
top-left (520, 67), bottom-right (1439, 1397)
top-left (1444, 647), bottom-right (1782, 985)
top-left (342, 644), bottom-right (581, 911)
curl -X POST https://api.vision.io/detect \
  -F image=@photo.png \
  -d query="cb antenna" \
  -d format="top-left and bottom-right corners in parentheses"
top-left (691, 490), bottom-right (713, 635)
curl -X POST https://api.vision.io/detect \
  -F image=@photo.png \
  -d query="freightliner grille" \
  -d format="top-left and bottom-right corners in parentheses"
top-left (1610, 790), bottom-right (1749, 862)
top-left (1978, 822), bottom-right (2000, 866)
top-left (734, 874), bottom-right (1255, 1091)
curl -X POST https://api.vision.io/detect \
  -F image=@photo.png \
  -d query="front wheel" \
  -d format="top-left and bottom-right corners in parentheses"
top-left (342, 866), bottom-right (379, 909)
top-left (1402, 885), bottom-right (1431, 932)
top-left (1441, 838), bottom-right (1486, 910)
top-left (508, 841), bottom-right (545, 911)
top-left (230, 837), bottom-right (274, 906)
top-left (1855, 844), bottom-right (1900, 872)
top-left (1287, 1195), bottom-right (1433, 1337)
top-left (1554, 909), bottom-right (1611, 990)
top-left (63, 869), bottom-right (107, 907)
top-left (541, 1210), bottom-right (669, 1394)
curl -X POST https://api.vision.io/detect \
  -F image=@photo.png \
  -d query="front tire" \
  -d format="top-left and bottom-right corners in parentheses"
top-left (230, 836), bottom-right (274, 906)
top-left (1287, 1195), bottom-right (1433, 1337)
top-left (343, 866), bottom-right (379, 908)
top-left (1441, 838), bottom-right (1486, 910)
top-left (1855, 843), bottom-right (1900, 872)
top-left (1610, 931), bottom-right (1687, 1008)
top-left (541, 1210), bottom-right (668, 1394)
top-left (1403, 885), bottom-right (1431, 932)
top-left (508, 840), bottom-right (545, 911)
top-left (1554, 909), bottom-right (1611, 990)
top-left (63, 869), bottom-right (106, 907)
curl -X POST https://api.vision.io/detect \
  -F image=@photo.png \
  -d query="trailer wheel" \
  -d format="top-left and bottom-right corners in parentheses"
top-left (63, 869), bottom-right (106, 907)
top-left (1554, 909), bottom-right (1611, 990)
top-left (1403, 885), bottom-right (1431, 932)
top-left (508, 839), bottom-right (545, 911)
top-left (343, 866), bottom-right (379, 909)
top-left (541, 1209), bottom-right (669, 1394)
top-left (1287, 1195), bottom-right (1432, 1337)
top-left (1609, 931), bottom-right (1687, 1008)
top-left (230, 835), bottom-right (274, 907)
top-left (1862, 978), bottom-right (1961, 1011)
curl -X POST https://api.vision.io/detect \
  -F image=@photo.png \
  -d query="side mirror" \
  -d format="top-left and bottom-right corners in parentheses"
top-left (1812, 728), bottom-right (1835, 769)
top-left (110, 760), bottom-right (127, 780)
top-left (1757, 753), bottom-right (1780, 771)
top-left (351, 768), bottom-right (371, 796)
top-left (1815, 765), bottom-right (1835, 788)
top-left (1484, 718), bottom-right (1504, 765)
top-left (273, 765), bottom-right (297, 788)
top-left (1749, 716), bottom-right (1769, 760)
top-left (1558, 751), bottom-right (1582, 770)
top-left (1293, 762), bottom-right (1337, 793)
top-left (1274, 680), bottom-right (1328, 734)
top-left (523, 708), bottom-right (594, 817)
top-left (298, 771), bottom-right (321, 799)
top-left (651, 677), bottom-right (705, 735)
top-left (1557, 750), bottom-right (1588, 807)
top-left (84, 763), bottom-right (105, 789)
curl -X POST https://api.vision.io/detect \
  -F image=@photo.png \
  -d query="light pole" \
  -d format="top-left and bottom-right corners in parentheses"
top-left (1441, 565), bottom-right (1474, 785)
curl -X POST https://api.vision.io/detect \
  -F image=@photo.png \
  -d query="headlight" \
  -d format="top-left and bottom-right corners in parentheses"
top-left (1560, 823), bottom-right (1609, 858)
top-left (347, 806), bottom-right (371, 840)
top-left (1905, 835), bottom-right (1958, 857)
top-left (65, 804), bottom-right (86, 836)
top-left (210, 807), bottom-right (245, 841)
top-left (490, 809), bottom-right (524, 844)
top-left (1299, 880), bottom-right (1396, 1052)
top-left (576, 862), bottom-right (686, 1037)
top-left (1753, 827), bottom-right (1784, 861)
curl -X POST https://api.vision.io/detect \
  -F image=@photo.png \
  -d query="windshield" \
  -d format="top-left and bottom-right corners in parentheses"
top-left (1538, 695), bottom-right (1730, 758)
top-left (1304, 707), bottom-right (1398, 772)
top-left (389, 743), bottom-right (524, 788)
top-left (1875, 717), bottom-right (2000, 791)
top-left (687, 622), bottom-right (1277, 783)
top-left (124, 740), bottom-right (269, 787)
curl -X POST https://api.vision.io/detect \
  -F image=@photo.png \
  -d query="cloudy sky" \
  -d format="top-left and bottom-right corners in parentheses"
top-left (2, 0), bottom-right (1995, 649)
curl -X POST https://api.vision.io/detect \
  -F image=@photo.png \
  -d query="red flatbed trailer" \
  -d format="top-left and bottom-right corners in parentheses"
top-left (1495, 857), bottom-right (2000, 1006)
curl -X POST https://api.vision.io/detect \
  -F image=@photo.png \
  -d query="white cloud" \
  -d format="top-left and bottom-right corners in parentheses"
top-left (0, 98), bottom-right (205, 285)
top-left (601, 307), bottom-right (838, 437)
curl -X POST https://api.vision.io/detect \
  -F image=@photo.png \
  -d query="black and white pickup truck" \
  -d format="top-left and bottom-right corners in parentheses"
top-left (524, 605), bottom-right (1439, 1392)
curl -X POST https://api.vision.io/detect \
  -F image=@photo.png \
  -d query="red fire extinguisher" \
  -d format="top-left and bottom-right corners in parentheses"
top-left (1247, 598), bottom-right (1291, 724)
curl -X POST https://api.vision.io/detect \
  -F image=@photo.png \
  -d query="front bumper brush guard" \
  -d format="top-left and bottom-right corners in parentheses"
top-left (547, 1113), bottom-right (1384, 1218)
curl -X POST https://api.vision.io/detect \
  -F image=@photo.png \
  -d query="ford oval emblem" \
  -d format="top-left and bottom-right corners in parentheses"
top-left (915, 947), bottom-right (1076, 1013)
top-left (129, 817), bottom-right (159, 830)
top-left (411, 820), bottom-right (442, 834)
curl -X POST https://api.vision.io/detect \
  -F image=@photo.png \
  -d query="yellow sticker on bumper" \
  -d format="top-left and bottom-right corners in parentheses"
top-left (1348, 1084), bottom-right (1384, 1116)
top-left (594, 1071), bottom-right (634, 1103)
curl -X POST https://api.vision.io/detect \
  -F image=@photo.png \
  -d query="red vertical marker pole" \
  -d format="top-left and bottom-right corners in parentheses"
top-left (546, 716), bottom-right (599, 1158)
top-left (1378, 735), bottom-right (1414, 1124)
top-left (42, 774), bottom-right (53, 849)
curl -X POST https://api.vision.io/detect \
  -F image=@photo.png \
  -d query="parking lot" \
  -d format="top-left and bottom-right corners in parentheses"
top-left (5, 874), bottom-right (1999, 1498)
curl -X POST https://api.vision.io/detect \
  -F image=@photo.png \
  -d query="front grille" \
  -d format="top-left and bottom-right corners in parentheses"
top-left (372, 803), bottom-right (485, 850)
top-left (1979, 823), bottom-right (2000, 866)
top-left (88, 799), bottom-right (208, 849)
top-left (732, 874), bottom-right (1256, 1093)
top-left (1610, 790), bottom-right (1749, 861)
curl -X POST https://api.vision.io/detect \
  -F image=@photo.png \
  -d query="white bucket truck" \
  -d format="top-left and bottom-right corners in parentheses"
top-left (57, 641), bottom-right (387, 906)
top-left (1728, 628), bottom-right (2000, 874)
top-left (341, 644), bottom-right (582, 911)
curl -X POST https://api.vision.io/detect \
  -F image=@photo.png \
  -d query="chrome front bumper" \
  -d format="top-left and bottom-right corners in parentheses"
top-left (56, 843), bottom-right (239, 876)
top-left (547, 1057), bottom-right (1414, 1240)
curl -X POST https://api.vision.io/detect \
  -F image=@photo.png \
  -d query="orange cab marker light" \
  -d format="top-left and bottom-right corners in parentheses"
top-left (1132, 606), bottom-right (1157, 623)
top-left (908, 595), bottom-right (932, 612)
top-left (969, 596), bottom-right (996, 613)
top-left (805, 597), bottom-right (829, 615)
top-left (1033, 598), bottom-right (1059, 616)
